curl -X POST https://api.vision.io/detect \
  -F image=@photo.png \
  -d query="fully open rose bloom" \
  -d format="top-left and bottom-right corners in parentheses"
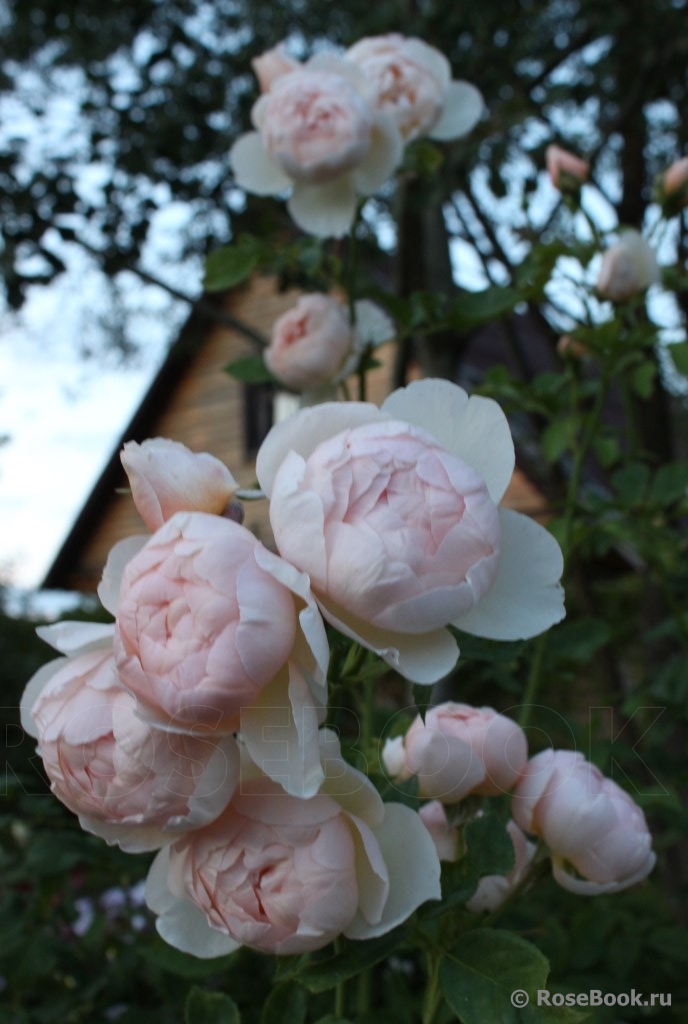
top-left (120, 438), bottom-right (238, 531)
top-left (145, 731), bottom-right (441, 956)
top-left (104, 514), bottom-right (329, 799)
top-left (256, 379), bottom-right (565, 684)
top-left (596, 230), bottom-right (660, 302)
top-left (512, 749), bottom-right (656, 895)
top-left (383, 702), bottom-right (528, 803)
top-left (346, 34), bottom-right (484, 143)
top-left (230, 55), bottom-right (402, 238)
top-left (21, 621), bottom-right (240, 852)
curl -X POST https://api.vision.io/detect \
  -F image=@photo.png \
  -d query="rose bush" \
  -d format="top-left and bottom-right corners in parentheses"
top-left (145, 732), bottom-right (441, 956)
top-left (512, 749), bottom-right (656, 894)
top-left (257, 379), bottom-right (565, 683)
top-left (383, 702), bottom-right (528, 802)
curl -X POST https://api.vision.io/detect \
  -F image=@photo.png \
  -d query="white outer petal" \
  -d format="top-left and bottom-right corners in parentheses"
top-left (318, 596), bottom-right (459, 684)
top-left (345, 803), bottom-right (441, 939)
top-left (240, 668), bottom-right (324, 798)
top-left (381, 379), bottom-right (515, 503)
top-left (36, 621), bottom-right (114, 656)
top-left (256, 400), bottom-right (383, 496)
top-left (319, 728), bottom-right (385, 826)
top-left (551, 851), bottom-right (657, 896)
top-left (453, 508), bottom-right (565, 641)
top-left (254, 543), bottom-right (329, 700)
top-left (429, 80), bottom-right (484, 141)
top-left (145, 847), bottom-right (240, 959)
top-left (98, 535), bottom-right (148, 614)
top-left (288, 177), bottom-right (358, 239)
top-left (20, 658), bottom-right (66, 737)
top-left (229, 131), bottom-right (292, 195)
top-left (352, 113), bottom-right (402, 194)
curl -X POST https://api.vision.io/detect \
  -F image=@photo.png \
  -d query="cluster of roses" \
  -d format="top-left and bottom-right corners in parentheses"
top-left (230, 34), bottom-right (484, 237)
top-left (22, 377), bottom-right (605, 957)
top-left (21, 31), bottom-right (659, 961)
top-left (384, 703), bottom-right (655, 910)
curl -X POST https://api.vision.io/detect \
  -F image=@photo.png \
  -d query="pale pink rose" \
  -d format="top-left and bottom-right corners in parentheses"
top-left (145, 731), bottom-right (441, 957)
top-left (418, 800), bottom-right (458, 861)
top-left (265, 294), bottom-right (353, 390)
top-left (545, 145), bottom-right (589, 190)
top-left (252, 43), bottom-right (300, 93)
top-left (347, 34), bottom-right (484, 143)
top-left (230, 56), bottom-right (402, 238)
top-left (257, 379), bottom-right (565, 684)
top-left (111, 512), bottom-right (329, 798)
top-left (383, 703), bottom-right (527, 803)
top-left (512, 749), bottom-right (656, 895)
top-left (596, 230), bottom-right (660, 302)
top-left (661, 157), bottom-right (688, 208)
top-left (120, 438), bottom-right (237, 532)
top-left (21, 621), bottom-right (239, 852)
top-left (466, 820), bottom-right (537, 912)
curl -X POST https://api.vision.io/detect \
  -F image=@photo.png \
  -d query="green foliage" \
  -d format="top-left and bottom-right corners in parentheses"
top-left (223, 356), bottom-right (275, 383)
top-left (185, 987), bottom-right (241, 1024)
top-left (204, 238), bottom-right (262, 292)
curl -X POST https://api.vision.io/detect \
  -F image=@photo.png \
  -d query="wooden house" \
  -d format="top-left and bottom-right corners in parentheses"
top-left (43, 275), bottom-right (548, 593)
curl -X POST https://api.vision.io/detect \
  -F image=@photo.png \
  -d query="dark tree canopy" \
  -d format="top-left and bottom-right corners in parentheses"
top-left (2, 0), bottom-right (687, 313)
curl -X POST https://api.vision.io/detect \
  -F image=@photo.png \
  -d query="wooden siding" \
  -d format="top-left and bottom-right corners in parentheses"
top-left (53, 274), bottom-right (548, 593)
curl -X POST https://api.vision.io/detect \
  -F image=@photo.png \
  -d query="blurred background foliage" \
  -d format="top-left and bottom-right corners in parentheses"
top-left (2, 0), bottom-right (688, 1020)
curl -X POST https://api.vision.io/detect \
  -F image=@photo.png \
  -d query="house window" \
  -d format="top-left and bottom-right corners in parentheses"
top-left (243, 382), bottom-right (274, 458)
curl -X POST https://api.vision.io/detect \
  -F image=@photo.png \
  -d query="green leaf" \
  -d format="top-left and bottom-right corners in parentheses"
top-left (223, 356), bottom-right (274, 384)
top-left (549, 619), bottom-right (612, 663)
top-left (541, 417), bottom-right (578, 463)
top-left (413, 683), bottom-right (432, 723)
top-left (612, 462), bottom-right (650, 508)
top-left (450, 629), bottom-right (525, 663)
top-left (428, 813), bottom-right (514, 914)
top-left (285, 926), bottom-right (408, 993)
top-left (440, 929), bottom-right (549, 1024)
top-left (142, 940), bottom-right (238, 980)
top-left (184, 987), bottom-right (241, 1024)
top-left (668, 340), bottom-right (688, 376)
top-left (204, 240), bottom-right (260, 291)
top-left (631, 360), bottom-right (656, 398)
top-left (649, 460), bottom-right (688, 507)
top-left (592, 434), bottom-right (620, 468)
top-left (260, 982), bottom-right (306, 1024)
top-left (314, 1018), bottom-right (354, 1024)
top-left (450, 287), bottom-right (520, 329)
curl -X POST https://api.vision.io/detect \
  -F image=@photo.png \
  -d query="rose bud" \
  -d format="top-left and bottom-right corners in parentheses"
top-left (545, 144), bottom-right (589, 192)
top-left (382, 703), bottom-right (527, 803)
top-left (656, 156), bottom-right (688, 214)
top-left (596, 231), bottom-right (660, 303)
top-left (512, 749), bottom-right (656, 895)
top-left (121, 438), bottom-right (237, 532)
top-left (265, 294), bottom-right (353, 391)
